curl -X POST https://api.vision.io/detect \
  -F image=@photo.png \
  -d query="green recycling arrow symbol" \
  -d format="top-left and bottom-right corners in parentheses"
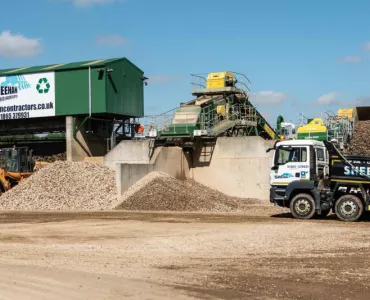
top-left (36, 78), bottom-right (51, 94)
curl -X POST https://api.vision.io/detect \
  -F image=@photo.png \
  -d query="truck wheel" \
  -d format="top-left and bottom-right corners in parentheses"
top-left (290, 193), bottom-right (316, 220)
top-left (335, 195), bottom-right (364, 222)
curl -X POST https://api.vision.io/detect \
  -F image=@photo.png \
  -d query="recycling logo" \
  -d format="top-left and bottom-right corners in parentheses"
top-left (36, 78), bottom-right (51, 94)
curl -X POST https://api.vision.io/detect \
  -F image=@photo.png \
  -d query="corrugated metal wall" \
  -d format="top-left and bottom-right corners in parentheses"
top-left (55, 59), bottom-right (144, 118)
top-left (55, 68), bottom-right (105, 115)
top-left (106, 59), bottom-right (144, 117)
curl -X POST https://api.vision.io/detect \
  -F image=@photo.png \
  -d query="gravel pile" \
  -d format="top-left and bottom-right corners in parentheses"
top-left (0, 161), bottom-right (117, 210)
top-left (349, 120), bottom-right (370, 156)
top-left (34, 152), bottom-right (66, 163)
top-left (113, 171), bottom-right (260, 212)
top-left (0, 165), bottom-right (269, 213)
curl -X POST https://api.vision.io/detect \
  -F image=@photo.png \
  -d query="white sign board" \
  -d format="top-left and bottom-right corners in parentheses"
top-left (0, 72), bottom-right (55, 120)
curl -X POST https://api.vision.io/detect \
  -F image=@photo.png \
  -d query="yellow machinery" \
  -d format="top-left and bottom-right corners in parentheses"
top-left (338, 108), bottom-right (354, 119)
top-left (297, 118), bottom-right (328, 141)
top-left (206, 72), bottom-right (237, 89)
top-left (0, 147), bottom-right (48, 194)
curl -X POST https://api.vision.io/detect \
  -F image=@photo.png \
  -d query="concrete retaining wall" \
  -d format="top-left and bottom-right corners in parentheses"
top-left (190, 137), bottom-right (274, 200)
top-left (109, 136), bottom-right (275, 200)
top-left (115, 146), bottom-right (189, 196)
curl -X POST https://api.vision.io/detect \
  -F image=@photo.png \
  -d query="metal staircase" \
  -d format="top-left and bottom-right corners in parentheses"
top-left (325, 111), bottom-right (354, 148)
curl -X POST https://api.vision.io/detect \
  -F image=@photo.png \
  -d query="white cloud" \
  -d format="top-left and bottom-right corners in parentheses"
top-left (249, 91), bottom-right (288, 105)
top-left (96, 34), bottom-right (128, 46)
top-left (364, 42), bottom-right (370, 51)
top-left (338, 55), bottom-right (362, 63)
top-left (314, 92), bottom-right (340, 105)
top-left (148, 75), bottom-right (181, 84)
top-left (70, 0), bottom-right (121, 7)
top-left (0, 31), bottom-right (42, 58)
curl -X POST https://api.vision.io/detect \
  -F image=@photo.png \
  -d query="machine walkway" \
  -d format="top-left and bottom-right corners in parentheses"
top-left (152, 72), bottom-right (275, 143)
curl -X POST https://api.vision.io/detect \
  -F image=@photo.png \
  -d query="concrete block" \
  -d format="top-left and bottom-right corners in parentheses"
top-left (104, 140), bottom-right (152, 170)
top-left (116, 146), bottom-right (190, 196)
top-left (191, 137), bottom-right (274, 200)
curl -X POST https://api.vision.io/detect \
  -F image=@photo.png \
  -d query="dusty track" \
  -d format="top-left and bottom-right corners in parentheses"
top-left (1, 210), bottom-right (370, 300)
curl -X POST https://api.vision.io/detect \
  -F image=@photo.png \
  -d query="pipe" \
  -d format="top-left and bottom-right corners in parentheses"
top-left (88, 67), bottom-right (92, 117)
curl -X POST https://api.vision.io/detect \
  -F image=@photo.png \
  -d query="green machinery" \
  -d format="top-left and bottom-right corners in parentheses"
top-left (155, 72), bottom-right (276, 143)
top-left (275, 109), bottom-right (357, 150)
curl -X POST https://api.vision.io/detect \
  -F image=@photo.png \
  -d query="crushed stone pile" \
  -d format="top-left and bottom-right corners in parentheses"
top-left (0, 161), bottom-right (117, 210)
top-left (34, 152), bottom-right (67, 163)
top-left (348, 120), bottom-right (370, 156)
top-left (113, 171), bottom-right (264, 212)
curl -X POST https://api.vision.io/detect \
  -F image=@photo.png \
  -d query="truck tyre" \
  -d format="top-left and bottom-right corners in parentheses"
top-left (290, 193), bottom-right (316, 220)
top-left (335, 195), bottom-right (363, 222)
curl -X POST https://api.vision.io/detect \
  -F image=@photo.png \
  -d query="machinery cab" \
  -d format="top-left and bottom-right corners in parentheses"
top-left (0, 146), bottom-right (35, 174)
top-left (268, 140), bottom-right (329, 186)
top-left (297, 118), bottom-right (328, 141)
top-left (279, 122), bottom-right (297, 140)
top-left (206, 72), bottom-right (237, 89)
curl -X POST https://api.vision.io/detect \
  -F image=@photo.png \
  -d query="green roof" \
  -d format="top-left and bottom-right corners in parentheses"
top-left (0, 57), bottom-right (143, 76)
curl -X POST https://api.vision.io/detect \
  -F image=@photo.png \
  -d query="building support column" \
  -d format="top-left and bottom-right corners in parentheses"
top-left (66, 116), bottom-right (74, 162)
top-left (66, 116), bottom-right (109, 162)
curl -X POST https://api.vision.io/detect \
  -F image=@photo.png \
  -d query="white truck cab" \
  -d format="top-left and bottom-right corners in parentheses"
top-left (270, 140), bottom-right (329, 187)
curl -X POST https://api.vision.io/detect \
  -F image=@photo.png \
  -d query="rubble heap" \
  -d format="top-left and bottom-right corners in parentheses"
top-left (0, 161), bottom-right (117, 210)
top-left (113, 172), bottom-right (256, 212)
top-left (348, 121), bottom-right (370, 156)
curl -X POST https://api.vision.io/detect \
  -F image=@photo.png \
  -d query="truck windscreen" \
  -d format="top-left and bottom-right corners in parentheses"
top-left (275, 147), bottom-right (307, 165)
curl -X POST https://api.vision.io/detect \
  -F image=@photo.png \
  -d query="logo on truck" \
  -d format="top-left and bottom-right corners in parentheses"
top-left (274, 173), bottom-right (294, 179)
top-left (344, 166), bottom-right (370, 176)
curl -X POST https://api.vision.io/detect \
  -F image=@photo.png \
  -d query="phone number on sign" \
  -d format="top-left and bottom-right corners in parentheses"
top-left (0, 112), bottom-right (30, 120)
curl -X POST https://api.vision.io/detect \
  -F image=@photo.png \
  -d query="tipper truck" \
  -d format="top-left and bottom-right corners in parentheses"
top-left (267, 139), bottom-right (370, 222)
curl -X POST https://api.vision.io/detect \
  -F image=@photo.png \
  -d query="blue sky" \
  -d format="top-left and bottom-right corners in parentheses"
top-left (0, 0), bottom-right (370, 127)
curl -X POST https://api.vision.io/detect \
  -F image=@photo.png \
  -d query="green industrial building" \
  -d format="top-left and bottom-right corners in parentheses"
top-left (0, 57), bottom-right (146, 160)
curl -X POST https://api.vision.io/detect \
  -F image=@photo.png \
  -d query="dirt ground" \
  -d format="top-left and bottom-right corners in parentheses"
top-left (1, 208), bottom-right (370, 300)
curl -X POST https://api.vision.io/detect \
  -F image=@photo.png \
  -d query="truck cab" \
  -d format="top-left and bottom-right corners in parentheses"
top-left (269, 140), bottom-right (329, 187)
top-left (267, 139), bottom-right (370, 222)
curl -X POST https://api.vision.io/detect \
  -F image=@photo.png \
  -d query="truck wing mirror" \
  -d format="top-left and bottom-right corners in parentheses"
top-left (266, 140), bottom-right (280, 153)
top-left (271, 165), bottom-right (278, 171)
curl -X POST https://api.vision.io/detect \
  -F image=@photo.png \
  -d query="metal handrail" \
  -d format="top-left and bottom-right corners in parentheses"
top-left (142, 103), bottom-right (258, 137)
top-left (198, 104), bottom-right (257, 132)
